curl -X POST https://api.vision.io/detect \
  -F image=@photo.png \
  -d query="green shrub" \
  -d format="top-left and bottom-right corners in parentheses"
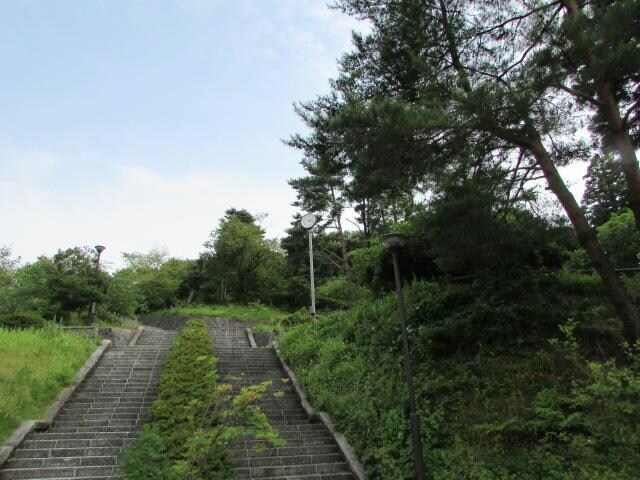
top-left (316, 276), bottom-right (370, 310)
top-left (122, 319), bottom-right (282, 479)
top-left (282, 307), bottom-right (311, 328)
top-left (0, 312), bottom-right (45, 329)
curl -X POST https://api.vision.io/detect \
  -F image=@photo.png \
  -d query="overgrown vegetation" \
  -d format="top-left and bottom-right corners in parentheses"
top-left (121, 319), bottom-right (282, 480)
top-left (280, 277), bottom-right (640, 479)
top-left (0, 326), bottom-right (99, 442)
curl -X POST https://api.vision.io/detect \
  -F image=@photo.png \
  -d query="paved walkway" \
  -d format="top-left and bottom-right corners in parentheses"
top-left (0, 327), bottom-right (176, 480)
top-left (207, 318), bottom-right (354, 480)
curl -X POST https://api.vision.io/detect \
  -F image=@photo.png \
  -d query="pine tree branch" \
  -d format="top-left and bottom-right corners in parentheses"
top-left (555, 83), bottom-right (604, 107)
top-left (498, 5), bottom-right (564, 80)
top-left (622, 98), bottom-right (640, 127)
top-left (470, 1), bottom-right (561, 36)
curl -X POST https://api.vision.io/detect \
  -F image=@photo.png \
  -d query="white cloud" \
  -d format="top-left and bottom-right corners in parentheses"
top-left (1, 148), bottom-right (59, 180)
top-left (234, 0), bottom-right (369, 95)
top-left (0, 155), bottom-right (298, 270)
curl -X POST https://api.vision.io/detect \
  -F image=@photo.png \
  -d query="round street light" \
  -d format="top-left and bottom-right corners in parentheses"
top-left (381, 233), bottom-right (426, 480)
top-left (301, 213), bottom-right (319, 318)
top-left (301, 213), bottom-right (318, 229)
top-left (381, 232), bottom-right (406, 250)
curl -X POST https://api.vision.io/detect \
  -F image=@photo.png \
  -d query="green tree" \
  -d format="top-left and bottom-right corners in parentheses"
top-left (47, 247), bottom-right (107, 321)
top-left (287, 127), bottom-right (358, 304)
top-left (119, 248), bottom-right (191, 312)
top-left (291, 0), bottom-right (640, 341)
top-left (597, 210), bottom-right (640, 269)
top-left (209, 215), bottom-right (274, 302)
top-left (0, 247), bottom-right (20, 315)
top-left (539, 0), bottom-right (640, 229)
top-left (103, 269), bottom-right (143, 317)
top-left (583, 154), bottom-right (629, 226)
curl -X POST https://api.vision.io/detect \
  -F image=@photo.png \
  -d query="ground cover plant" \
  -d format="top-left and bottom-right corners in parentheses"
top-left (279, 275), bottom-right (640, 479)
top-left (0, 326), bottom-right (99, 443)
top-left (121, 319), bottom-right (282, 480)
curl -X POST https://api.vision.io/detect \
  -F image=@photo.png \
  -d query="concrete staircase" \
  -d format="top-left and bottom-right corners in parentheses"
top-left (208, 318), bottom-right (355, 480)
top-left (0, 327), bottom-right (176, 480)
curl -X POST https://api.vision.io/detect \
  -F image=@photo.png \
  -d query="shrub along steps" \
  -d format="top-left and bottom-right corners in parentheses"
top-left (0, 327), bottom-right (176, 480)
top-left (207, 318), bottom-right (355, 480)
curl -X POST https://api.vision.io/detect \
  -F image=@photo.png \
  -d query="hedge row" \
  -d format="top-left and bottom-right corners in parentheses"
top-left (122, 319), bottom-right (282, 479)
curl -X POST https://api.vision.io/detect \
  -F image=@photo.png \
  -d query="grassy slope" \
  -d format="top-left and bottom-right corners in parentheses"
top-left (0, 327), bottom-right (99, 442)
top-left (151, 304), bottom-right (288, 329)
top-left (279, 277), bottom-right (640, 479)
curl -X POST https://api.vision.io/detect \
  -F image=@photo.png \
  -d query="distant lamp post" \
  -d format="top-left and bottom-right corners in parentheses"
top-left (300, 213), bottom-right (319, 318)
top-left (381, 233), bottom-right (426, 480)
top-left (88, 245), bottom-right (106, 325)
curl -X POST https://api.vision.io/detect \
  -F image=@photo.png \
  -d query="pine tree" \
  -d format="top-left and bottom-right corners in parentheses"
top-left (583, 155), bottom-right (629, 226)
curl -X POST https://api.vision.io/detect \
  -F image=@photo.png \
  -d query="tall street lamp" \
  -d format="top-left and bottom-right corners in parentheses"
top-left (381, 233), bottom-right (426, 480)
top-left (301, 213), bottom-right (319, 318)
top-left (89, 245), bottom-right (106, 325)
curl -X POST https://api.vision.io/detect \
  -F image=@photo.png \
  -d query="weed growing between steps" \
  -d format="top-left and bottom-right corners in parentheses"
top-left (0, 326), bottom-right (99, 443)
top-left (121, 319), bottom-right (283, 479)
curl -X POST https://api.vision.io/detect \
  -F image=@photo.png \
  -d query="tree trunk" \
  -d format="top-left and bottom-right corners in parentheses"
top-left (335, 211), bottom-right (357, 305)
top-left (439, 0), bottom-right (639, 342)
top-left (596, 81), bottom-right (640, 230)
top-left (529, 134), bottom-right (640, 342)
top-left (560, 3), bottom-right (640, 230)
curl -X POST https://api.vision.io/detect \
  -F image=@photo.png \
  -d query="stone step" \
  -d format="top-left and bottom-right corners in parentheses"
top-left (51, 419), bottom-right (144, 429)
top-left (23, 438), bottom-right (135, 450)
top-left (12, 446), bottom-right (123, 459)
top-left (41, 426), bottom-right (142, 434)
top-left (236, 453), bottom-right (345, 468)
top-left (60, 406), bottom-right (149, 415)
top-left (235, 461), bottom-right (351, 478)
top-left (29, 432), bottom-right (138, 441)
top-left (0, 465), bottom-right (116, 479)
top-left (231, 445), bottom-right (339, 459)
top-left (235, 474), bottom-right (353, 480)
top-left (5, 455), bottom-right (119, 469)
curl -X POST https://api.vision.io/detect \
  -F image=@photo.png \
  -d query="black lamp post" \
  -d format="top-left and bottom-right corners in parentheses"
top-left (88, 245), bottom-right (106, 325)
top-left (381, 233), bottom-right (426, 480)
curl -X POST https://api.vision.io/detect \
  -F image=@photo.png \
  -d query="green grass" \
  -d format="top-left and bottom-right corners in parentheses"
top-left (0, 326), bottom-right (99, 443)
top-left (152, 304), bottom-right (288, 324)
top-left (97, 317), bottom-right (139, 330)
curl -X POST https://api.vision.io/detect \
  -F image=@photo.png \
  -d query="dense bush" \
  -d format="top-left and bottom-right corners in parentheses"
top-left (0, 312), bottom-right (45, 329)
top-left (122, 319), bottom-right (282, 479)
top-left (279, 275), bottom-right (640, 479)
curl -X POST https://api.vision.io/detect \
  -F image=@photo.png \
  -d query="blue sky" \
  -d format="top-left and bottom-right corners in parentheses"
top-left (0, 0), bottom-right (364, 268)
